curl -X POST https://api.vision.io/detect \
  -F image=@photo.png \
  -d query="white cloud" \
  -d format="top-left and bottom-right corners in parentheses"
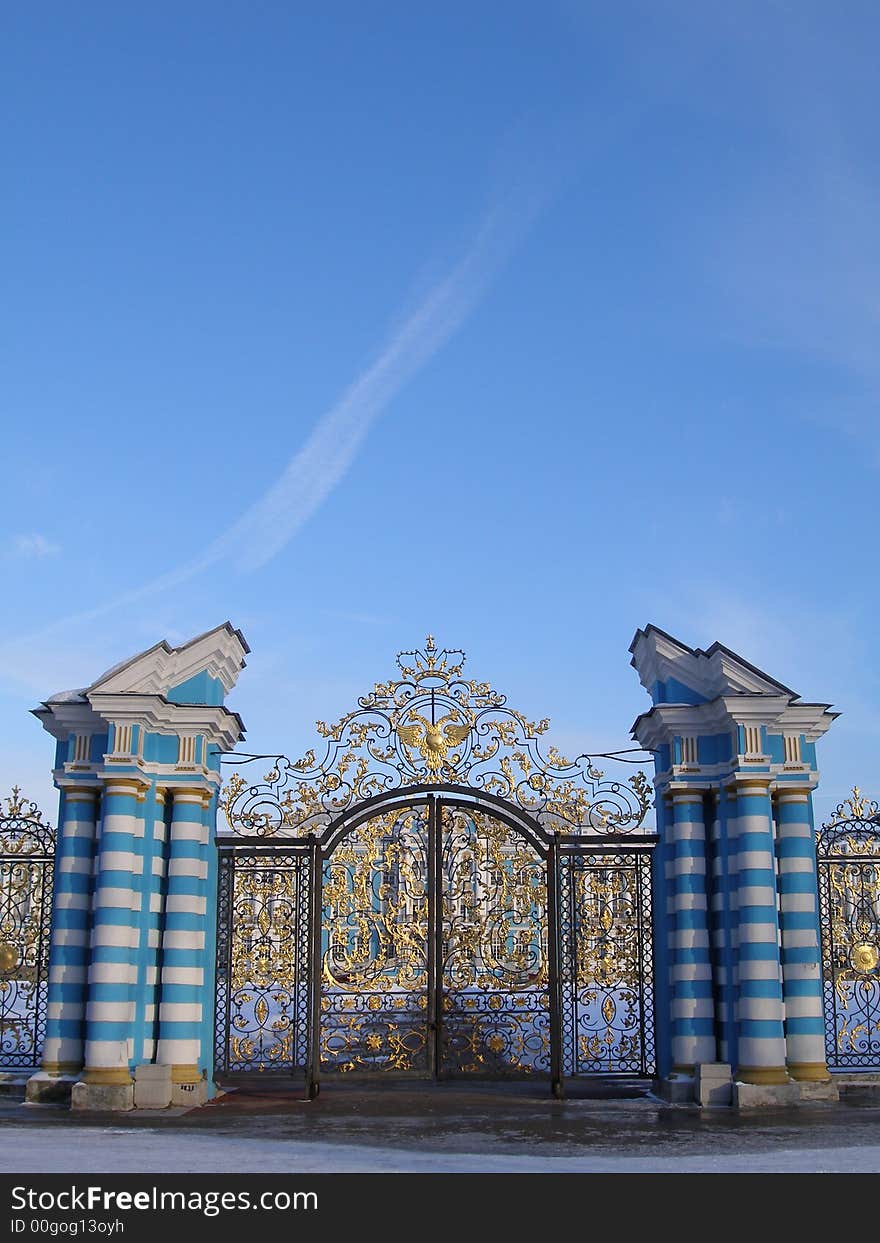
top-left (12, 534), bottom-right (60, 559)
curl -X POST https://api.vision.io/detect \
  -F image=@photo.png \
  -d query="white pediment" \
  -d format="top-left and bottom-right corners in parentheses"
top-left (87, 622), bottom-right (248, 698)
top-left (630, 625), bottom-right (797, 701)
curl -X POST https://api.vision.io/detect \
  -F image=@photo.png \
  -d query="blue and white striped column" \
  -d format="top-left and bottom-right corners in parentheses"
top-left (668, 788), bottom-right (716, 1071)
top-left (41, 788), bottom-right (98, 1074)
top-left (775, 786), bottom-right (829, 1081)
top-left (81, 778), bottom-right (145, 1086)
top-left (713, 787), bottom-right (738, 1066)
top-left (155, 788), bottom-right (208, 1084)
top-left (138, 787), bottom-right (168, 1064)
top-left (729, 778), bottom-right (788, 1083)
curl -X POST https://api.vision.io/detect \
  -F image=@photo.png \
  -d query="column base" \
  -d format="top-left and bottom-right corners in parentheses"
top-left (787, 1061), bottom-right (831, 1083)
top-left (41, 1061), bottom-right (83, 1077)
top-left (72, 1067), bottom-right (134, 1111)
top-left (25, 1071), bottom-right (78, 1104)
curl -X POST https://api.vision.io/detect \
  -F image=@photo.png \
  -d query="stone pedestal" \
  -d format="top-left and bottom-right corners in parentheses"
top-left (694, 1062), bottom-right (732, 1107)
top-left (659, 1073), bottom-right (695, 1103)
top-left (0, 1073), bottom-right (30, 1101)
top-left (797, 1079), bottom-right (839, 1103)
top-left (71, 1079), bottom-right (134, 1112)
top-left (25, 1071), bottom-right (78, 1104)
top-left (733, 1079), bottom-right (802, 1108)
top-left (133, 1064), bottom-right (172, 1110)
top-left (170, 1076), bottom-right (209, 1107)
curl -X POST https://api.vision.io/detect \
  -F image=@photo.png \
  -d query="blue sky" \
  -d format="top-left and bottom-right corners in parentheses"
top-left (2, 2), bottom-right (878, 822)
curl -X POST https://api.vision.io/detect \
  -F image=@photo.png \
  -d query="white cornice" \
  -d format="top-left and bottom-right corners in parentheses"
top-left (653, 765), bottom-right (821, 793)
top-left (88, 694), bottom-right (244, 750)
top-left (772, 702), bottom-right (841, 742)
top-left (53, 764), bottom-right (223, 789)
top-left (32, 701), bottom-right (106, 742)
top-left (36, 694), bottom-right (245, 749)
top-left (632, 696), bottom-right (837, 751)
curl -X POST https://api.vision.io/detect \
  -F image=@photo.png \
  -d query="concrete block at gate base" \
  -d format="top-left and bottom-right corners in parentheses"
top-left (0, 1073), bottom-right (31, 1101)
top-left (659, 1073), bottom-right (695, 1103)
top-left (71, 1080), bottom-right (134, 1112)
top-left (24, 1071), bottom-right (77, 1104)
top-left (133, 1063), bottom-right (173, 1110)
top-left (733, 1080), bottom-right (802, 1109)
top-left (170, 1077), bottom-right (208, 1108)
top-left (797, 1079), bottom-right (839, 1103)
top-left (694, 1063), bottom-right (732, 1107)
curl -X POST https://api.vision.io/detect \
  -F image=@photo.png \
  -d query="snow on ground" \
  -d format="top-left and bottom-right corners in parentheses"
top-left (4, 1125), bottom-right (880, 1173)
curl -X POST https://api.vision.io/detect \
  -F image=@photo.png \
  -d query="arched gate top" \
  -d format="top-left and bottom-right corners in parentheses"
top-left (318, 784), bottom-right (550, 856)
top-left (817, 787), bottom-right (880, 856)
top-left (220, 635), bottom-right (652, 840)
top-left (0, 786), bottom-right (56, 856)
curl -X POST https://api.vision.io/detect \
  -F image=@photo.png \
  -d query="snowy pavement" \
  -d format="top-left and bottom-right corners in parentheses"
top-left (4, 1079), bottom-right (880, 1174)
top-left (4, 1123), bottom-right (880, 1173)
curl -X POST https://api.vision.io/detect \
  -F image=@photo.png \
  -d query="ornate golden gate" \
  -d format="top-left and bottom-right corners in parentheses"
top-left (215, 637), bottom-right (655, 1095)
top-left (817, 789), bottom-right (880, 1069)
top-left (318, 798), bottom-right (552, 1078)
top-left (0, 788), bottom-right (55, 1069)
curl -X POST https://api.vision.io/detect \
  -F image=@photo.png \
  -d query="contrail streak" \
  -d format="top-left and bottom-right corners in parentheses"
top-left (0, 184), bottom-right (549, 668)
top-left (211, 205), bottom-right (528, 572)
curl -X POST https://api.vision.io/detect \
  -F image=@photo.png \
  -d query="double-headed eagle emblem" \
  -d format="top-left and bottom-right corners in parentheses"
top-left (396, 712), bottom-right (470, 773)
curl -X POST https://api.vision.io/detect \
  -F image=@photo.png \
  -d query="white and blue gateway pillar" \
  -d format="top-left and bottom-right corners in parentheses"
top-left (630, 625), bottom-right (837, 1101)
top-left (26, 623), bottom-right (247, 1111)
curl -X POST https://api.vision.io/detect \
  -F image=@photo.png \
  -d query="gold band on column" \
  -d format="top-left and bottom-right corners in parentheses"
top-left (170, 1064), bottom-right (203, 1084)
top-left (736, 1065), bottom-right (790, 1085)
top-left (101, 777), bottom-right (150, 796)
top-left (787, 1061), bottom-right (831, 1082)
top-left (81, 1067), bottom-right (133, 1086)
top-left (726, 776), bottom-right (772, 794)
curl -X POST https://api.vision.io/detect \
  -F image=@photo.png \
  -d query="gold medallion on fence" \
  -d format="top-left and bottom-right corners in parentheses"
top-left (0, 942), bottom-right (19, 977)
top-left (851, 942), bottom-right (879, 975)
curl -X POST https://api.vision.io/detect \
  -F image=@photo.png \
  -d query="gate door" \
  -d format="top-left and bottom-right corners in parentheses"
top-left (215, 845), bottom-right (312, 1075)
top-left (0, 788), bottom-right (55, 1070)
top-left (558, 844), bottom-right (655, 1077)
top-left (817, 789), bottom-right (880, 1070)
top-left (440, 804), bottom-right (549, 1076)
top-left (319, 798), bottom-right (550, 1078)
top-left (321, 805), bottom-right (430, 1073)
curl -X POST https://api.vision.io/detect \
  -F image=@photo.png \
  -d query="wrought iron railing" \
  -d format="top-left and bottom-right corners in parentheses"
top-left (0, 788), bottom-right (55, 1069)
